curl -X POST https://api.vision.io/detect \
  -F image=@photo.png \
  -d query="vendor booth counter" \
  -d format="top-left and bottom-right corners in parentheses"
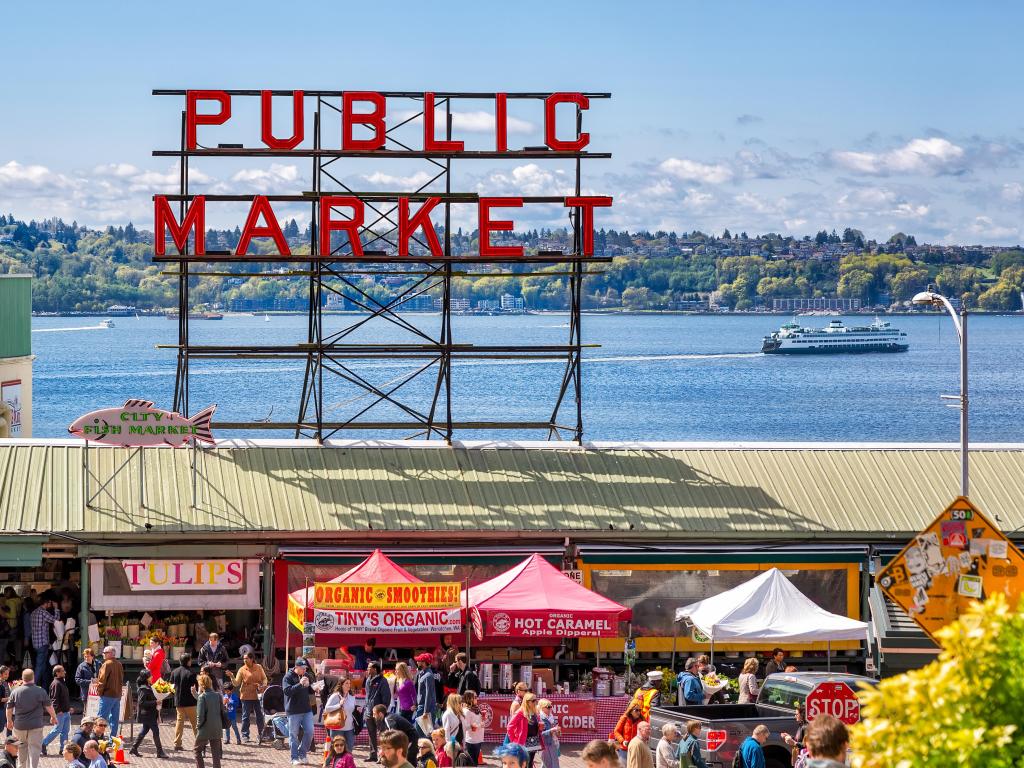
top-left (313, 693), bottom-right (634, 745)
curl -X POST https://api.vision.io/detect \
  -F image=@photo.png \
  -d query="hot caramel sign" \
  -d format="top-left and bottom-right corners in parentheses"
top-left (877, 496), bottom-right (1024, 642)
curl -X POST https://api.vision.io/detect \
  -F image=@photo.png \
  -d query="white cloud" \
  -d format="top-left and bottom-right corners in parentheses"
top-left (362, 170), bottom-right (438, 188)
top-left (837, 187), bottom-right (930, 220)
top-left (658, 157), bottom-right (733, 184)
top-left (832, 137), bottom-right (966, 176)
top-left (230, 163), bottom-right (301, 192)
top-left (0, 160), bottom-right (69, 190)
top-left (1001, 182), bottom-right (1024, 202)
top-left (476, 163), bottom-right (573, 197)
top-left (393, 109), bottom-right (534, 134)
top-left (967, 215), bottom-right (1018, 240)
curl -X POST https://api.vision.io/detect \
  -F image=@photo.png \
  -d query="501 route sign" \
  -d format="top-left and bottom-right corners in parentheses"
top-left (806, 681), bottom-right (861, 725)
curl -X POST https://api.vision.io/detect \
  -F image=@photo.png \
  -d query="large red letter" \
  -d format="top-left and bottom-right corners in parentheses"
top-left (154, 196), bottom-right (205, 256)
top-left (564, 196), bottom-right (613, 255)
top-left (495, 92), bottom-right (508, 152)
top-left (478, 198), bottom-right (523, 258)
top-left (343, 92), bottom-right (386, 151)
top-left (398, 197), bottom-right (442, 257)
top-left (235, 196), bottom-right (290, 256)
top-left (423, 92), bottom-right (464, 152)
top-left (186, 91), bottom-right (231, 150)
top-left (261, 90), bottom-right (304, 150)
top-left (320, 196), bottom-right (365, 257)
top-left (544, 92), bottom-right (590, 151)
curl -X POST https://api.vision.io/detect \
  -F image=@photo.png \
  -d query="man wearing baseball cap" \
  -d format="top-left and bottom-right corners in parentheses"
top-left (1, 737), bottom-right (20, 768)
top-left (71, 717), bottom-right (95, 764)
top-left (282, 658), bottom-right (315, 765)
top-left (95, 646), bottom-right (124, 736)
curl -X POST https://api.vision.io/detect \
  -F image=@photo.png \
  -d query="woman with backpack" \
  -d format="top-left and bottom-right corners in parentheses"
top-left (676, 720), bottom-right (707, 768)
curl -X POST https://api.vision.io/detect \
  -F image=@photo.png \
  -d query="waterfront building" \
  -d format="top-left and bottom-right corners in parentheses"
top-left (1, 439), bottom-right (1022, 679)
top-left (0, 275), bottom-right (32, 437)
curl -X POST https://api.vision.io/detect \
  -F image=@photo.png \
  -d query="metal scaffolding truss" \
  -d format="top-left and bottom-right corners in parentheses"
top-left (153, 90), bottom-right (611, 444)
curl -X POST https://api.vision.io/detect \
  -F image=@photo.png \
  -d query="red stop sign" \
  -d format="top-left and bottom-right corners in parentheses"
top-left (806, 681), bottom-right (861, 725)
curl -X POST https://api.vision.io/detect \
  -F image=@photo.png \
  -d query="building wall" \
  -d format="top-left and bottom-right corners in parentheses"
top-left (0, 276), bottom-right (32, 438)
top-left (0, 356), bottom-right (32, 437)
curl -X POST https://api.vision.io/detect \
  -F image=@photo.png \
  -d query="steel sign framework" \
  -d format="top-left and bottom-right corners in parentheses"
top-left (152, 90), bottom-right (612, 443)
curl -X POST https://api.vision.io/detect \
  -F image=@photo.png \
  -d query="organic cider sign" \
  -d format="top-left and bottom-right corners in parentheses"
top-left (877, 496), bottom-right (1024, 642)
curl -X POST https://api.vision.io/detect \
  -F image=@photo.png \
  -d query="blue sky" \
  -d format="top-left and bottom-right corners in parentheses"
top-left (1, 1), bottom-right (1023, 244)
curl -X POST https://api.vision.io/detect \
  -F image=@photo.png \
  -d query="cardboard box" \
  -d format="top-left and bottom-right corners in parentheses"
top-left (491, 649), bottom-right (509, 661)
top-left (314, 646), bottom-right (330, 661)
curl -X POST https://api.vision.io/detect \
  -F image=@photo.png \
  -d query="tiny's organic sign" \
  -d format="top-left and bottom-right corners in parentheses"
top-left (877, 496), bottom-right (1024, 642)
top-left (69, 399), bottom-right (216, 446)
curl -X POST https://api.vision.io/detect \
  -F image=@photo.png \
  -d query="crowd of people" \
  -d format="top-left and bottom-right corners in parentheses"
top-left (3, 630), bottom-right (850, 768)
top-left (580, 713), bottom-right (851, 768)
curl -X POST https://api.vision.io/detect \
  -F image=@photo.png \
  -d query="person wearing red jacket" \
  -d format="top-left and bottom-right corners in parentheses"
top-left (146, 638), bottom-right (166, 683)
top-left (611, 702), bottom-right (643, 766)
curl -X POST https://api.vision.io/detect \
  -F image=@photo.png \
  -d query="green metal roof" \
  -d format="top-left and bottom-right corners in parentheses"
top-left (1, 443), bottom-right (1023, 541)
top-left (0, 276), bottom-right (31, 359)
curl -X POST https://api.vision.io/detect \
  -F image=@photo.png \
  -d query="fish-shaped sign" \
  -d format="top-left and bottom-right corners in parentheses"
top-left (69, 399), bottom-right (216, 447)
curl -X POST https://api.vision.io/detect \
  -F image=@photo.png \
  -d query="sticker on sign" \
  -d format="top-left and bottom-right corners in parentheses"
top-left (805, 681), bottom-right (861, 725)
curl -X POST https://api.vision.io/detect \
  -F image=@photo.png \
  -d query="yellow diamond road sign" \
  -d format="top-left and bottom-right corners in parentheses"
top-left (877, 496), bottom-right (1024, 643)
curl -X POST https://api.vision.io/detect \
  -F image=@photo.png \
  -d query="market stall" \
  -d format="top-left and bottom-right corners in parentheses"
top-left (87, 557), bottom-right (265, 666)
top-left (284, 549), bottom-right (462, 650)
top-left (672, 567), bottom-right (869, 671)
top-left (465, 554), bottom-right (635, 742)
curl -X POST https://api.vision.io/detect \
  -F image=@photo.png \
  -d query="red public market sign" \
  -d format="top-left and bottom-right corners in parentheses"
top-left (153, 90), bottom-right (612, 260)
top-left (805, 681), bottom-right (861, 725)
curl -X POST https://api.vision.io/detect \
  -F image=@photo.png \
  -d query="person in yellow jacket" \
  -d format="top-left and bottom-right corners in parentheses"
top-left (630, 671), bottom-right (663, 721)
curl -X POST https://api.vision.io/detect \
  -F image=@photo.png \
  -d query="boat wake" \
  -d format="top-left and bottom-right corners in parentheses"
top-left (32, 324), bottom-right (109, 333)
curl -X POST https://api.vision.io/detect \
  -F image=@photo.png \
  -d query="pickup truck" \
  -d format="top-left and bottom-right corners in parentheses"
top-left (648, 672), bottom-right (876, 768)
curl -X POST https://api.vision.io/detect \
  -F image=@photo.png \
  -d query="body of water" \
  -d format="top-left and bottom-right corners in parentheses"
top-left (26, 313), bottom-right (1024, 442)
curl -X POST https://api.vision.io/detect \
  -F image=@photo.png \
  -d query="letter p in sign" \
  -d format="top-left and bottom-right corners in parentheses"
top-left (805, 681), bottom-right (861, 725)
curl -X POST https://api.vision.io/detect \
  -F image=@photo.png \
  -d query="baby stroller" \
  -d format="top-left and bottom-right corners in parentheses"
top-left (259, 684), bottom-right (287, 748)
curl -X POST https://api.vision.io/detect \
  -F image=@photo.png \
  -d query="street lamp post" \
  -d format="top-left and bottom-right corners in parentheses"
top-left (912, 288), bottom-right (968, 497)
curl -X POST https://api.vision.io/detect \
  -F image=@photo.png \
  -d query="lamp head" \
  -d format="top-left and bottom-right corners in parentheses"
top-left (912, 284), bottom-right (943, 306)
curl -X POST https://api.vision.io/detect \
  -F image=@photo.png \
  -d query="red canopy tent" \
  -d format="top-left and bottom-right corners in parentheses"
top-left (287, 549), bottom-right (421, 617)
top-left (465, 554), bottom-right (632, 641)
top-left (283, 549), bottom-right (455, 649)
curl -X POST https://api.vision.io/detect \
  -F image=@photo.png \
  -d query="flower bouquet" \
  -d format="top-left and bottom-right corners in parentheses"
top-left (153, 679), bottom-right (175, 702)
top-left (701, 671), bottom-right (730, 702)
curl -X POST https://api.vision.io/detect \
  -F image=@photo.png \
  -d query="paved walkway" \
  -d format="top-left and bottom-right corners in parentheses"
top-left (59, 725), bottom-right (589, 768)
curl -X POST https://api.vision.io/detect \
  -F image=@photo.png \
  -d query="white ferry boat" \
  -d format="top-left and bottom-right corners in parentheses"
top-left (762, 318), bottom-right (909, 354)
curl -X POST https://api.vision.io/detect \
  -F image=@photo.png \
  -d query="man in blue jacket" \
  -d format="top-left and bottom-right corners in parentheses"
top-left (678, 658), bottom-right (704, 706)
top-left (282, 658), bottom-right (315, 766)
top-left (738, 725), bottom-right (769, 768)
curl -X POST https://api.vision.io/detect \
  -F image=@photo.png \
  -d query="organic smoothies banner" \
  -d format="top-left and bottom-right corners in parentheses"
top-left (308, 581), bottom-right (463, 633)
top-left (314, 581), bottom-right (461, 610)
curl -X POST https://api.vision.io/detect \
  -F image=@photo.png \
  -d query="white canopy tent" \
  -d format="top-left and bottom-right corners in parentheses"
top-left (671, 568), bottom-right (869, 671)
